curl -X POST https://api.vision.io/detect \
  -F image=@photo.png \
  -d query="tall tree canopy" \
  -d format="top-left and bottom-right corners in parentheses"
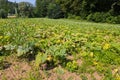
top-left (0, 0), bottom-right (8, 18)
top-left (36, 0), bottom-right (50, 17)
top-left (18, 2), bottom-right (34, 18)
top-left (0, 0), bottom-right (8, 11)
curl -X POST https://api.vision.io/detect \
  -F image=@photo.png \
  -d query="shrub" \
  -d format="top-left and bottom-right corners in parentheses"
top-left (87, 13), bottom-right (94, 21)
top-left (75, 16), bottom-right (81, 20)
top-left (68, 14), bottom-right (81, 20)
top-left (106, 15), bottom-right (120, 24)
top-left (87, 12), bottom-right (104, 22)
top-left (92, 12), bottom-right (104, 22)
top-left (114, 15), bottom-right (120, 24)
top-left (87, 12), bottom-right (120, 24)
top-left (106, 16), bottom-right (115, 23)
top-left (67, 14), bottom-right (76, 19)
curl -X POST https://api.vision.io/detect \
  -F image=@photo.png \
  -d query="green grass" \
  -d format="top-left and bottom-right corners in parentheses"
top-left (0, 18), bottom-right (120, 80)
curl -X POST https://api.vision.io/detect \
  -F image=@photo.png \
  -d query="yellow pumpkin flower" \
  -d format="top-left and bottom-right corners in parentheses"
top-left (103, 43), bottom-right (110, 50)
top-left (90, 52), bottom-right (94, 57)
top-left (56, 40), bottom-right (61, 43)
top-left (116, 74), bottom-right (120, 80)
top-left (47, 55), bottom-right (52, 61)
top-left (0, 36), bottom-right (3, 39)
top-left (93, 61), bottom-right (98, 65)
top-left (114, 68), bottom-right (118, 73)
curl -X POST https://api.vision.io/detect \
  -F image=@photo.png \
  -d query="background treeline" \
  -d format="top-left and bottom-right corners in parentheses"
top-left (0, 0), bottom-right (120, 24)
top-left (0, 0), bottom-right (35, 18)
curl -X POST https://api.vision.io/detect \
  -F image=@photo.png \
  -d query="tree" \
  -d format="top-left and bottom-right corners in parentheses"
top-left (18, 2), bottom-right (34, 18)
top-left (0, 0), bottom-right (8, 18)
top-left (47, 3), bottom-right (64, 19)
top-left (0, 0), bottom-right (8, 11)
top-left (8, 1), bottom-right (18, 15)
top-left (36, 0), bottom-right (51, 17)
top-left (55, 0), bottom-right (73, 17)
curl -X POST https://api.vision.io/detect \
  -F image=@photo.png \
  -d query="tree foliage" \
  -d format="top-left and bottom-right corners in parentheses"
top-left (0, 0), bottom-right (8, 11)
top-left (36, 0), bottom-right (50, 17)
top-left (18, 2), bottom-right (34, 18)
top-left (0, 9), bottom-right (7, 18)
top-left (47, 3), bottom-right (64, 18)
top-left (0, 0), bottom-right (119, 23)
top-left (7, 2), bottom-right (18, 15)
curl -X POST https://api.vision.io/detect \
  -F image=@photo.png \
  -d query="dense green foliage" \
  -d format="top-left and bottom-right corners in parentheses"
top-left (33, 0), bottom-right (120, 23)
top-left (0, 0), bottom-right (35, 18)
top-left (18, 2), bottom-right (34, 18)
top-left (87, 12), bottom-right (120, 24)
top-left (0, 0), bottom-right (18, 16)
top-left (0, 9), bottom-right (7, 18)
top-left (35, 0), bottom-right (49, 17)
top-left (0, 0), bottom-right (8, 11)
top-left (0, 0), bottom-right (8, 18)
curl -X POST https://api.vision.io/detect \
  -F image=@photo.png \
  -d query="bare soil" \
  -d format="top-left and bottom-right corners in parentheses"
top-left (1, 55), bottom-right (117, 80)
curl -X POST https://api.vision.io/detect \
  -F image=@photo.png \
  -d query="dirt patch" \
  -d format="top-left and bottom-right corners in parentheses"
top-left (93, 72), bottom-right (102, 80)
top-left (85, 73), bottom-right (92, 80)
top-left (0, 55), bottom-right (82, 80)
top-left (43, 66), bottom-right (82, 80)
top-left (0, 57), bottom-right (31, 80)
top-left (0, 55), bottom-right (118, 80)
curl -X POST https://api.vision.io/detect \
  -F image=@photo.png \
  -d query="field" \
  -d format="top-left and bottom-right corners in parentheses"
top-left (0, 18), bottom-right (120, 80)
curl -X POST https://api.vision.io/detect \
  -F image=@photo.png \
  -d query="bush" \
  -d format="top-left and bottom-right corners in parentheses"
top-left (0, 9), bottom-right (7, 18)
top-left (92, 12), bottom-right (105, 22)
top-left (68, 14), bottom-right (81, 20)
top-left (106, 16), bottom-right (115, 23)
top-left (75, 16), bottom-right (81, 20)
top-left (87, 12), bottom-right (104, 22)
top-left (87, 12), bottom-right (120, 24)
top-left (87, 13), bottom-right (94, 21)
top-left (116, 15), bottom-right (120, 24)
top-left (67, 14), bottom-right (76, 19)
top-left (106, 15), bottom-right (120, 24)
top-left (93, 12), bottom-right (103, 22)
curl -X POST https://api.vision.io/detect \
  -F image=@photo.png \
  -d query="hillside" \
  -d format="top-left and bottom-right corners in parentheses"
top-left (0, 18), bottom-right (120, 80)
